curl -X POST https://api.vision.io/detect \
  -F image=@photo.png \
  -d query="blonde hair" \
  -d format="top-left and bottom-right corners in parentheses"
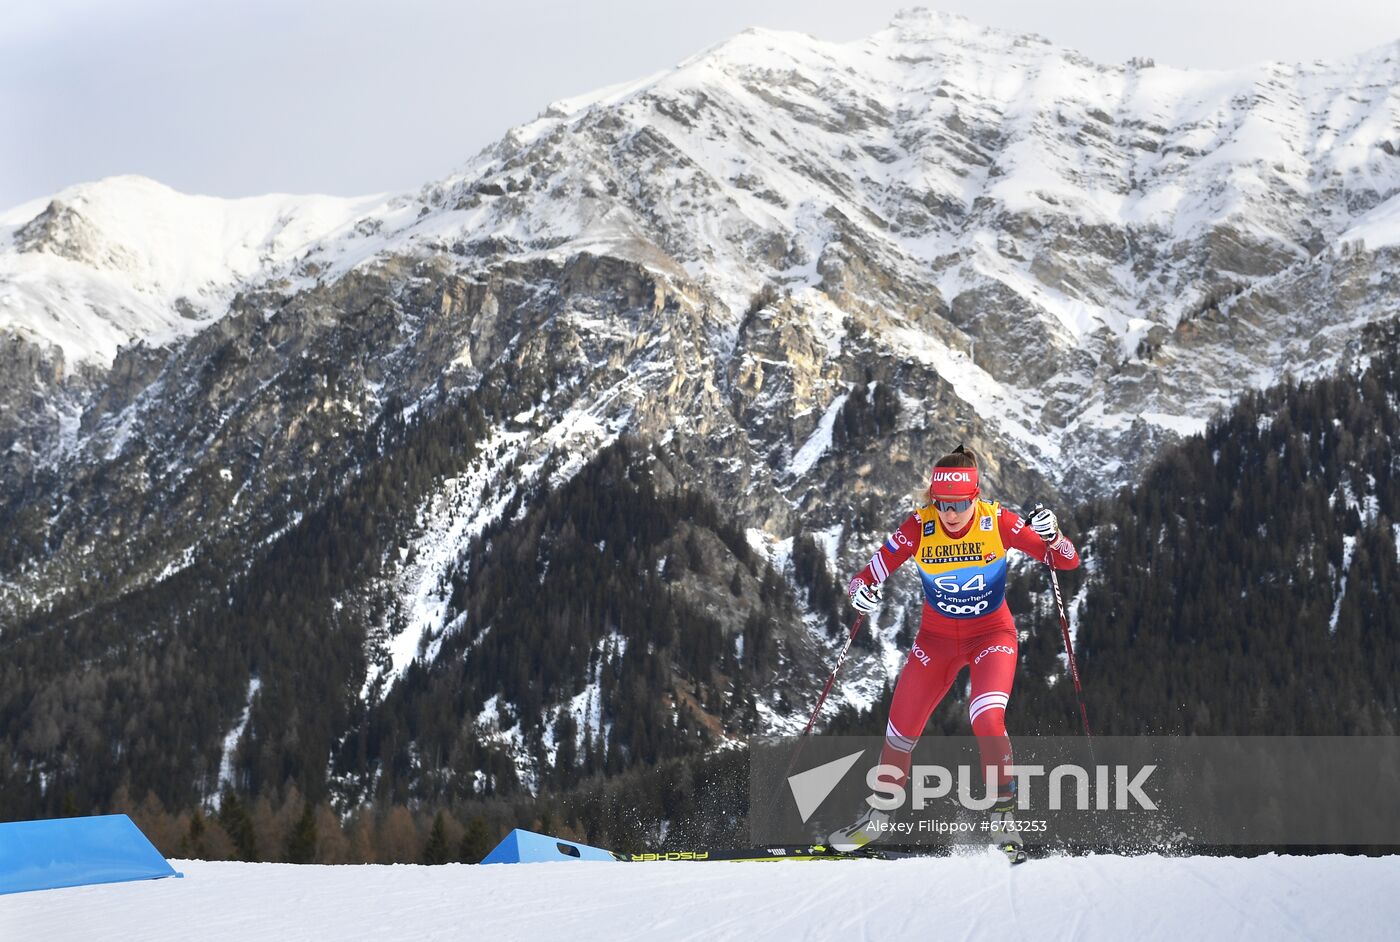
top-left (935, 445), bottom-right (978, 470)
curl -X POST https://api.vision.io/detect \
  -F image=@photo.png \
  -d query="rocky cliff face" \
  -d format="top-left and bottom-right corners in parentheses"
top-left (1, 10), bottom-right (1398, 802)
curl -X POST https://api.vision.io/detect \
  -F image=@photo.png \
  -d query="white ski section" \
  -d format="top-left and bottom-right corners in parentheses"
top-left (0, 176), bottom-right (386, 366)
top-left (5, 854), bottom-right (1398, 941)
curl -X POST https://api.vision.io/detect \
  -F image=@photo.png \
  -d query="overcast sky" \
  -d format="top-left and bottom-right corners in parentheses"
top-left (4, 0), bottom-right (1399, 211)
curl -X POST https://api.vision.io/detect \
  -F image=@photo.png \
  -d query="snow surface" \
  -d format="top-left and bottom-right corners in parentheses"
top-left (3, 854), bottom-right (1397, 941)
top-left (787, 390), bottom-right (848, 478)
top-left (5, 13), bottom-right (1397, 516)
top-left (1343, 192), bottom-right (1400, 251)
top-left (1329, 534), bottom-right (1357, 634)
top-left (213, 676), bottom-right (261, 805)
top-left (1138, 412), bottom-right (1209, 439)
top-left (366, 391), bottom-right (631, 704)
top-left (0, 176), bottom-right (386, 367)
top-left (11, 13), bottom-right (1395, 385)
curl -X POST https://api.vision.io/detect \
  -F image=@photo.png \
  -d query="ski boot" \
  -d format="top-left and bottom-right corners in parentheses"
top-left (989, 793), bottom-right (1027, 865)
top-left (828, 802), bottom-right (891, 853)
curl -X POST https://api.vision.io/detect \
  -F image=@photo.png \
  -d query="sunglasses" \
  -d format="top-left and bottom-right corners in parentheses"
top-left (934, 497), bottom-right (976, 513)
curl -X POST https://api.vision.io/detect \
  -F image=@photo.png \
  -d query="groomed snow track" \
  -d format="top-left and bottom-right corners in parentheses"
top-left (3, 853), bottom-right (1396, 940)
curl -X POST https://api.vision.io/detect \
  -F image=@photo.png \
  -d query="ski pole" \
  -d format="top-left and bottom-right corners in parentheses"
top-left (1045, 551), bottom-right (1094, 743)
top-left (767, 614), bottom-right (864, 818)
top-left (1031, 504), bottom-right (1095, 748)
top-left (797, 613), bottom-right (864, 740)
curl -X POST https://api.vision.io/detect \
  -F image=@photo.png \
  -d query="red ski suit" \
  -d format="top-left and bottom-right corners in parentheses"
top-left (848, 501), bottom-right (1080, 796)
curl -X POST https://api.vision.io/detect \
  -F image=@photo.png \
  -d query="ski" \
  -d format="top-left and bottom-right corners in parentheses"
top-left (615, 843), bottom-right (895, 863)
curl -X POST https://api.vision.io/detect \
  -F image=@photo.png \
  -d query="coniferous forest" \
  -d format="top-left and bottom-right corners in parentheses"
top-left (2, 318), bottom-right (1398, 863)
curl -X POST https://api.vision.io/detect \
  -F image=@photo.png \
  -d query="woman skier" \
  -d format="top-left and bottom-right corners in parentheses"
top-left (829, 445), bottom-right (1079, 863)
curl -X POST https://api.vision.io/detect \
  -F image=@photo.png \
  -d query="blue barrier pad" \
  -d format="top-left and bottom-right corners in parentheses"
top-left (481, 828), bottom-right (618, 864)
top-left (0, 814), bottom-right (181, 896)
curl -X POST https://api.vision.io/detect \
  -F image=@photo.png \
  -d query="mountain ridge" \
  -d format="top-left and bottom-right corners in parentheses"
top-left (1, 10), bottom-right (1399, 819)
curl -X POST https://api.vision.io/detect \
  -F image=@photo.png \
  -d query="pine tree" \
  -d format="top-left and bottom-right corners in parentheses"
top-left (285, 802), bottom-right (318, 864)
top-left (423, 811), bottom-right (451, 865)
top-left (219, 791), bottom-right (258, 862)
top-left (181, 808), bottom-right (208, 859)
top-left (459, 816), bottom-right (492, 864)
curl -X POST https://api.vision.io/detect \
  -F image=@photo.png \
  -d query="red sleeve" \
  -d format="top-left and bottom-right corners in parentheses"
top-left (999, 507), bottom-right (1080, 570)
top-left (848, 512), bottom-right (922, 596)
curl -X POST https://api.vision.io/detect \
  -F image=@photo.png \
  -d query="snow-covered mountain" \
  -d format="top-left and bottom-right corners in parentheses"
top-left (0, 175), bottom-right (386, 367)
top-left (2, 9), bottom-right (1399, 810)
top-left (6, 13), bottom-right (1396, 507)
